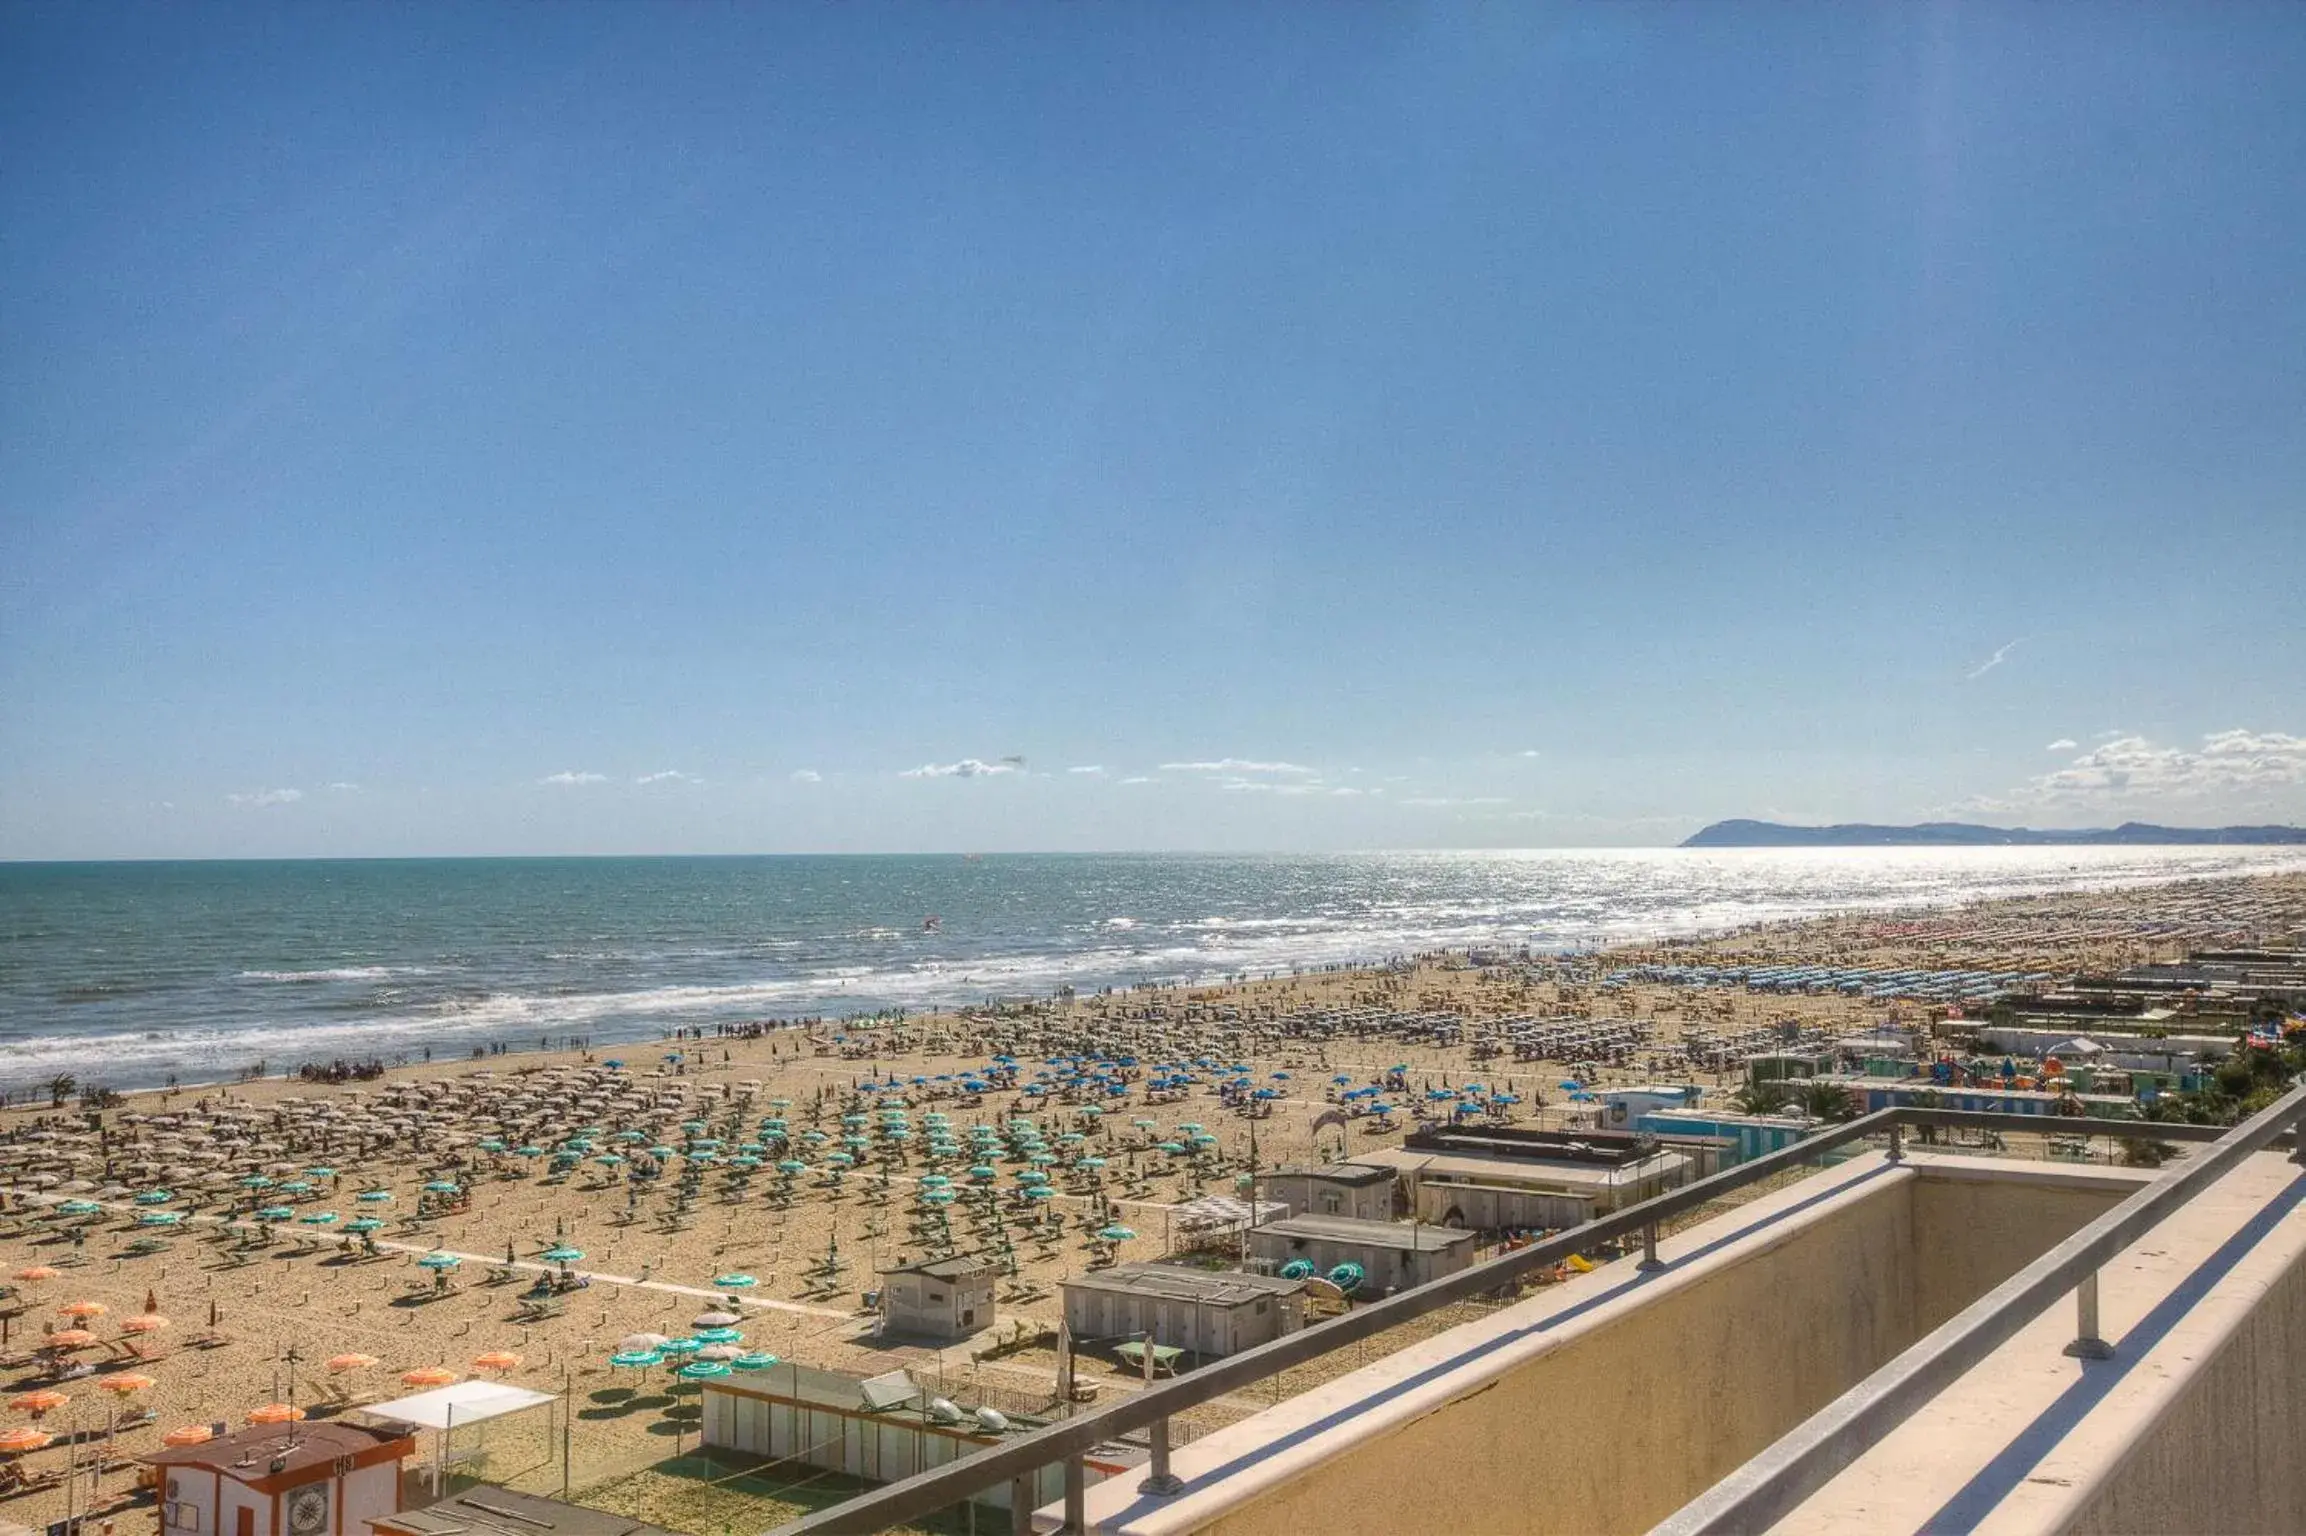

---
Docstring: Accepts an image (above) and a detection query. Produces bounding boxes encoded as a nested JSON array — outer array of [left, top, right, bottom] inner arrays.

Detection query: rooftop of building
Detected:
[[1063, 1262, 1307, 1305], [882, 1253, 998, 1280], [375, 1488, 682, 1536], [1263, 1162, 1393, 1185], [1249, 1214, 1477, 1252], [141, 1419, 409, 1476], [1400, 1124, 1660, 1168]]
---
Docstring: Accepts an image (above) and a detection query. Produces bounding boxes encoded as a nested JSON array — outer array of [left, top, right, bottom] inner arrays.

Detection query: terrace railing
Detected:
[[767, 1094, 2305, 1535]]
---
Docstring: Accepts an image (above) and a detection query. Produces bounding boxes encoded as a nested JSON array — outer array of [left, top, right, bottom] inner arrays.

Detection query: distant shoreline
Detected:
[[1684, 820, 2306, 848]]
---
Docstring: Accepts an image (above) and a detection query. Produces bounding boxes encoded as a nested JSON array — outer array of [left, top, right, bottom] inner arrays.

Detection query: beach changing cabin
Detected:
[[1061, 1263, 1306, 1359], [1245, 1214, 1479, 1293], [879, 1254, 997, 1342], [1258, 1163, 1397, 1222]]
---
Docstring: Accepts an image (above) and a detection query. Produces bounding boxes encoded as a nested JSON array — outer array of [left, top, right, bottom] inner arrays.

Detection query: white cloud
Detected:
[[900, 758, 1018, 779], [1966, 637, 2027, 680], [325, 781, 360, 792], [1159, 758, 1316, 776], [1972, 729, 2306, 817], [1066, 766, 1105, 775], [790, 769, 822, 784], [1519, 749, 1542, 759], [1118, 776, 1152, 785], [635, 770, 701, 785], [539, 771, 608, 786], [2044, 739, 2078, 752], [227, 787, 304, 808], [1402, 795, 1511, 808]]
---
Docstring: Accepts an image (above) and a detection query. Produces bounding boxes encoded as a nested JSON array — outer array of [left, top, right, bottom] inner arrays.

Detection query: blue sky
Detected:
[[3, 3, 2302, 858]]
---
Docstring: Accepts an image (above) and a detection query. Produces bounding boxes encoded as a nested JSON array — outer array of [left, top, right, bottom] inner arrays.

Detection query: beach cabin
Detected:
[[1061, 1264, 1306, 1359], [1246, 1214, 1478, 1294], [699, 1364, 1142, 1517], [878, 1254, 996, 1342], [1258, 1163, 1396, 1222], [146, 1421, 413, 1536]]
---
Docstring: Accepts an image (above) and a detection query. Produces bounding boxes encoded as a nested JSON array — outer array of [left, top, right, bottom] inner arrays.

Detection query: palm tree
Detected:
[[1796, 1080, 1859, 1123], [1730, 1080, 1793, 1116], [46, 1073, 75, 1109]]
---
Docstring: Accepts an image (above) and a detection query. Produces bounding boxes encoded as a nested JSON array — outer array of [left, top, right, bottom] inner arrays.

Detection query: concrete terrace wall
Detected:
[[1778, 1150, 2306, 1536], [1062, 1156, 2138, 1536]]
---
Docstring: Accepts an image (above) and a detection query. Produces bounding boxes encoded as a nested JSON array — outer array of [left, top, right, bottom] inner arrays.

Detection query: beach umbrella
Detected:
[[415, 1252, 461, 1271], [246, 1403, 304, 1425], [711, 1274, 757, 1290], [696, 1344, 742, 1362], [618, 1333, 671, 1354], [472, 1351, 521, 1373], [120, 1316, 168, 1335], [98, 1374, 157, 1397], [56, 1200, 101, 1217], [161, 1426, 214, 1448], [239, 1177, 274, 1190], [691, 1311, 740, 1329], [608, 1350, 661, 1370], [344, 1218, 383, 1234], [0, 1428, 53, 1454], [12, 1267, 59, 1283], [1097, 1225, 1137, 1243], [399, 1368, 458, 1388], [657, 1337, 701, 1356], [10, 1390, 70, 1417], [58, 1301, 107, 1320], [421, 1181, 462, 1195], [676, 1361, 730, 1381], [298, 1212, 339, 1226], [133, 1189, 173, 1205], [326, 1354, 380, 1373], [730, 1352, 778, 1372], [254, 1206, 295, 1222], [541, 1247, 583, 1264], [356, 1190, 393, 1203], [693, 1326, 742, 1345]]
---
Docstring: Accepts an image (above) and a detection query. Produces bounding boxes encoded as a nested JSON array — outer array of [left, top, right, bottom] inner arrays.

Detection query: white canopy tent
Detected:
[[362, 1382, 562, 1495]]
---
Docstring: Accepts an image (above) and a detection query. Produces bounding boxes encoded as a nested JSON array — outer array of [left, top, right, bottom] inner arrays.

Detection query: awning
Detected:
[[361, 1382, 557, 1430]]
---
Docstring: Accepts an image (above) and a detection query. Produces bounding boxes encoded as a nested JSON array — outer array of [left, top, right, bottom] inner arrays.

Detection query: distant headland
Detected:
[[1681, 819, 2306, 848]]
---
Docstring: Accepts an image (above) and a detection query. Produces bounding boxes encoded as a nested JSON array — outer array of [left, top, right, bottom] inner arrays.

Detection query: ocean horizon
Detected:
[[6, 847, 2303, 1093]]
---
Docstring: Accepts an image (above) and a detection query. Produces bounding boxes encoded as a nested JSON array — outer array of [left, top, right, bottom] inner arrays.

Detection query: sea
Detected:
[[3, 847, 2302, 1093]]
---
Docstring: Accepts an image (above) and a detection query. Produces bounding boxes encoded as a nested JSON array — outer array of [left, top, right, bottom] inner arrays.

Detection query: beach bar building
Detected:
[[1346, 1125, 1689, 1231], [146, 1421, 414, 1536], [1245, 1214, 1478, 1293], [878, 1254, 997, 1342], [1061, 1264, 1306, 1359]]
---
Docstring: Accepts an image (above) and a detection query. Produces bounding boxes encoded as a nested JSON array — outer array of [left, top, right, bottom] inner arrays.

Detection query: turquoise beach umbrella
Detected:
[[416, 1252, 460, 1270], [712, 1273, 757, 1289], [677, 1360, 730, 1381]]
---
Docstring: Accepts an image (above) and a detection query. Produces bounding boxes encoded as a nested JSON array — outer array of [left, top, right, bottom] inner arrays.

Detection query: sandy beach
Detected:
[[0, 869, 2299, 1532]]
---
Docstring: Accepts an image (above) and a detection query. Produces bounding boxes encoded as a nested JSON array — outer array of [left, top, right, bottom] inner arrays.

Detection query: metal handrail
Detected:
[[1653, 1077, 2306, 1534], [766, 1104, 2238, 1535]]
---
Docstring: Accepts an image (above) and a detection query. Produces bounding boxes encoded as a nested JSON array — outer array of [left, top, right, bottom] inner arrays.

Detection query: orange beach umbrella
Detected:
[[326, 1353, 380, 1374], [98, 1374, 157, 1396], [120, 1315, 169, 1335], [58, 1301, 108, 1320], [161, 1426, 214, 1448], [246, 1403, 303, 1425], [12, 1267, 59, 1283], [0, 1428, 52, 1454], [45, 1330, 98, 1351], [10, 1391, 69, 1417], [471, 1351, 520, 1373], [398, 1367, 457, 1389]]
